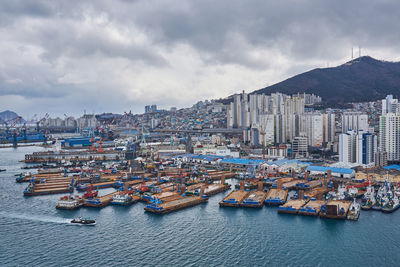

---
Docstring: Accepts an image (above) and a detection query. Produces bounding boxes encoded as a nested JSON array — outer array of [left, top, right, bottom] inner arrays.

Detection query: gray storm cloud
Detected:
[[0, 0, 399, 117]]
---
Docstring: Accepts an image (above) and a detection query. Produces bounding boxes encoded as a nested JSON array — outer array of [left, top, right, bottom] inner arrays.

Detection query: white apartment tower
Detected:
[[379, 113, 400, 161]]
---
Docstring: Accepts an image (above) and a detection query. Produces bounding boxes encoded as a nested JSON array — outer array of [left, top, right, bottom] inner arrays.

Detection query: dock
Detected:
[[219, 190, 250, 207], [144, 196, 207, 214], [298, 200, 326, 216], [278, 199, 308, 214], [264, 189, 288, 205], [319, 200, 352, 219], [84, 192, 115, 208]]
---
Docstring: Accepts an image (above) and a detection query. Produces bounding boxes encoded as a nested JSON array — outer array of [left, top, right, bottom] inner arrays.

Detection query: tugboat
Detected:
[[372, 176, 391, 211], [347, 198, 360, 220], [56, 195, 84, 210], [382, 195, 400, 213], [110, 192, 138, 206], [347, 187, 359, 199], [70, 217, 96, 225], [361, 182, 376, 210], [335, 184, 347, 200]]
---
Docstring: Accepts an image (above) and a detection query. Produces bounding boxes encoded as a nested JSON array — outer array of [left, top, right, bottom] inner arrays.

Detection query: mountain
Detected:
[[252, 56, 400, 106], [0, 110, 25, 124]]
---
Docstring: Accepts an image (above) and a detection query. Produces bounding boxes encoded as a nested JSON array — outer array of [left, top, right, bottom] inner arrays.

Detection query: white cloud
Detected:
[[0, 0, 399, 117]]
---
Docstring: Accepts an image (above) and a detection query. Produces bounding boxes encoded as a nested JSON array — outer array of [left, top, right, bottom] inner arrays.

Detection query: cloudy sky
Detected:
[[0, 0, 399, 118]]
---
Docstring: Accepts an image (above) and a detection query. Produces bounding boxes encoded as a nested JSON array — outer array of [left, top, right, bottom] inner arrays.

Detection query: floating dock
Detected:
[[144, 196, 208, 214], [264, 189, 288, 205], [319, 200, 352, 219], [241, 191, 268, 208], [219, 190, 250, 207], [298, 200, 326, 216], [278, 199, 308, 214]]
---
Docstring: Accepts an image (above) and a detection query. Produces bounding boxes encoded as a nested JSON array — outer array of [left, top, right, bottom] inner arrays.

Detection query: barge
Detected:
[[84, 192, 115, 208], [298, 199, 326, 216], [219, 190, 250, 207], [319, 200, 352, 219], [278, 199, 308, 214], [264, 189, 288, 205], [24, 179, 75, 196], [144, 195, 208, 214], [241, 191, 268, 208]]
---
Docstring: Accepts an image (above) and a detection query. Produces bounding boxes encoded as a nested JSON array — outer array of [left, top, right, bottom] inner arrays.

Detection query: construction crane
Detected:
[[0, 116, 22, 137], [36, 113, 49, 134]]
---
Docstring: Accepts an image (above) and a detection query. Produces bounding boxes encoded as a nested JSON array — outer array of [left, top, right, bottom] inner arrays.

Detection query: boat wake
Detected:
[[0, 211, 71, 224]]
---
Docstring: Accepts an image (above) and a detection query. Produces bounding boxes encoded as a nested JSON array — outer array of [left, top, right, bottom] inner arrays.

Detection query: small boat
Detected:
[[70, 217, 96, 225], [0, 169, 6, 172]]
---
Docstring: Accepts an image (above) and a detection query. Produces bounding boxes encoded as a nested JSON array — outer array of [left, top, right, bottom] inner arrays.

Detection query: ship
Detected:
[[56, 195, 84, 210], [372, 178, 391, 211], [382, 195, 400, 213], [361, 183, 376, 210], [335, 184, 347, 200], [110, 192, 139, 206], [347, 198, 360, 220]]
